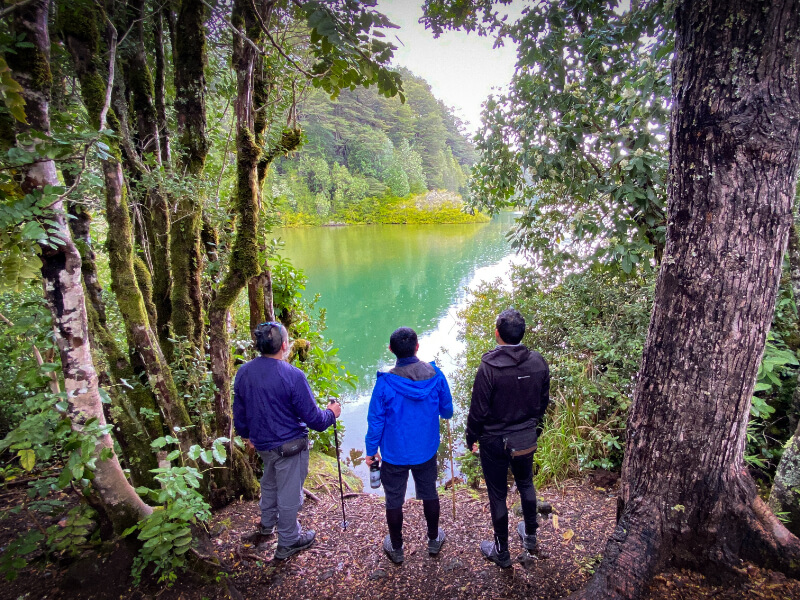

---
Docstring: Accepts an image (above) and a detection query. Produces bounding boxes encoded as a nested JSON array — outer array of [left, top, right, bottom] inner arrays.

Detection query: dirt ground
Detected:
[[2, 478, 800, 599]]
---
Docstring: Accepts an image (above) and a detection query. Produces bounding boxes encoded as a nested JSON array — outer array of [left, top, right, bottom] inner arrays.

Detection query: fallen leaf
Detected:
[[552, 514, 559, 530], [562, 529, 574, 542]]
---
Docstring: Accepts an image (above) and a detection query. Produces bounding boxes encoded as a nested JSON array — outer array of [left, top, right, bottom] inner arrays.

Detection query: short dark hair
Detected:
[[389, 327, 418, 359], [254, 321, 287, 355], [496, 308, 525, 344]]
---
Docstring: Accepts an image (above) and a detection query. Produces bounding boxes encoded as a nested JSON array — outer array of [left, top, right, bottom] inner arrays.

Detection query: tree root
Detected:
[[566, 504, 664, 600], [568, 472, 800, 600]]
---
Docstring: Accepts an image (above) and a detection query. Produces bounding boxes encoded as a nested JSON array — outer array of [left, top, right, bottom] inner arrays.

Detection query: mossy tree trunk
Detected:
[[570, 1, 800, 598], [154, 5, 172, 165], [68, 201, 162, 488], [8, 0, 151, 532], [57, 0, 195, 454], [171, 0, 208, 351], [205, 0, 267, 506], [119, 0, 174, 360]]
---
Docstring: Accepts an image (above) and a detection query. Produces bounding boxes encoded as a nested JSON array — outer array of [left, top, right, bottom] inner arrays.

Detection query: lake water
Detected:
[[276, 213, 520, 493]]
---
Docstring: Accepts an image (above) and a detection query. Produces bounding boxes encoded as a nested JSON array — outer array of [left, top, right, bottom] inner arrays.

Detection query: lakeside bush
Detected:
[[279, 191, 489, 227], [452, 266, 655, 487]]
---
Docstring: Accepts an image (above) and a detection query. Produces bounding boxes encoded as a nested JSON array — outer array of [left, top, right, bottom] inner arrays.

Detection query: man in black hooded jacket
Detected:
[[466, 308, 550, 567]]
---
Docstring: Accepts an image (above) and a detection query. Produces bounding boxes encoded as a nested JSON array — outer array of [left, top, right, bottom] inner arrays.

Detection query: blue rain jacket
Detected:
[[365, 362, 453, 465]]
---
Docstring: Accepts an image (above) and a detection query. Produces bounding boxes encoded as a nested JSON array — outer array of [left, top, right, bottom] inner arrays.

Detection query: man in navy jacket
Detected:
[[234, 321, 341, 560], [365, 327, 453, 564]]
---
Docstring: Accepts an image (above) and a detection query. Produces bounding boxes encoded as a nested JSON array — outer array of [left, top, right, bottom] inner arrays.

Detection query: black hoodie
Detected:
[[465, 345, 550, 450]]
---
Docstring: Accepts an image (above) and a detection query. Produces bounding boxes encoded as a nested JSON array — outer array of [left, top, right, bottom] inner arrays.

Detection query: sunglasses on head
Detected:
[[257, 321, 281, 329]]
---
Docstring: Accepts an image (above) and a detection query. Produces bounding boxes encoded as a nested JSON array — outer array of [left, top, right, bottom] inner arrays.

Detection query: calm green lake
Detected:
[[276, 213, 518, 489]]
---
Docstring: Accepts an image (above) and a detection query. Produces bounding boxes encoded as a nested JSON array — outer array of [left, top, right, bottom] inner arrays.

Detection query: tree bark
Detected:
[[171, 0, 208, 350], [571, 1, 800, 598], [7, 0, 151, 532]]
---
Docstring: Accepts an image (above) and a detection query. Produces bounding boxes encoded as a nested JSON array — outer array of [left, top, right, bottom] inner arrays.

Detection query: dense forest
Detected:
[[268, 68, 479, 224], [1, 0, 800, 599]]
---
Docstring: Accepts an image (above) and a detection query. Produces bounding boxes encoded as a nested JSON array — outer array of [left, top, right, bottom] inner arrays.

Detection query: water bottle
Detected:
[[369, 458, 381, 489]]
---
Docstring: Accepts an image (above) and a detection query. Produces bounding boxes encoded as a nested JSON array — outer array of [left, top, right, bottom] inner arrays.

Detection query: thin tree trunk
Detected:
[[154, 6, 172, 165], [171, 0, 208, 350], [8, 0, 150, 532], [571, 1, 800, 598], [120, 0, 174, 360]]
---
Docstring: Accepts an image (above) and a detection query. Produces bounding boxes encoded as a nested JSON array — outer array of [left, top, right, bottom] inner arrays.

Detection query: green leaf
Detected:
[[17, 449, 35, 471]]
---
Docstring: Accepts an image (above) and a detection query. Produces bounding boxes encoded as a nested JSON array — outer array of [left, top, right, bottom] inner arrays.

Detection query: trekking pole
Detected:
[[329, 398, 348, 530], [446, 419, 456, 521]]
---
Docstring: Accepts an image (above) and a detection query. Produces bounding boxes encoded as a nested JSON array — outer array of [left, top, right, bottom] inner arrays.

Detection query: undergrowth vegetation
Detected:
[[452, 261, 800, 490]]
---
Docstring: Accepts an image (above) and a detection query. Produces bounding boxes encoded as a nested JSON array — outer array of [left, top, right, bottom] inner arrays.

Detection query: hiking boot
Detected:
[[517, 522, 537, 551], [274, 529, 315, 560], [517, 522, 549, 558], [480, 540, 512, 568], [383, 534, 404, 564], [241, 524, 275, 544], [427, 528, 446, 556]]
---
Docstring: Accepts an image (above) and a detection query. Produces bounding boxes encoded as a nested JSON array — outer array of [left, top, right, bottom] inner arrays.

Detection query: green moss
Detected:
[[308, 450, 363, 494], [56, 0, 100, 52], [133, 255, 158, 331]]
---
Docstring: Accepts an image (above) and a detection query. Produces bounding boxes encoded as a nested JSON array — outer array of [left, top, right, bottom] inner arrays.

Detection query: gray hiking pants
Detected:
[[257, 446, 309, 546]]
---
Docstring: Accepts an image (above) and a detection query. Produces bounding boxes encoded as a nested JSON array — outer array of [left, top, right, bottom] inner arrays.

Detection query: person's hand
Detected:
[[245, 439, 255, 457], [471, 443, 479, 453], [365, 452, 380, 467], [328, 398, 342, 418]]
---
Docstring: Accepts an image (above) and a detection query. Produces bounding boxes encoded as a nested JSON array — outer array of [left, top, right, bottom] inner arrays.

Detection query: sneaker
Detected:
[[259, 524, 276, 536], [517, 522, 537, 551], [427, 528, 446, 555], [274, 529, 315, 560], [383, 534, 404, 564], [480, 540, 512, 568]]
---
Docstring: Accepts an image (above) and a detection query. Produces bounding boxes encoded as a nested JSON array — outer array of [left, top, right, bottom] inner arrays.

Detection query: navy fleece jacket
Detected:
[[233, 356, 335, 452]]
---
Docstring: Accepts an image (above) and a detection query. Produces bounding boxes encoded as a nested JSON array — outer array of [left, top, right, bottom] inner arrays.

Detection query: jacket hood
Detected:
[[377, 363, 444, 400], [481, 345, 531, 368]]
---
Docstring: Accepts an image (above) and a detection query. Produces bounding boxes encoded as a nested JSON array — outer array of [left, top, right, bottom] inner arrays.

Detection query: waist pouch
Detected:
[[276, 437, 308, 457], [502, 428, 538, 457]]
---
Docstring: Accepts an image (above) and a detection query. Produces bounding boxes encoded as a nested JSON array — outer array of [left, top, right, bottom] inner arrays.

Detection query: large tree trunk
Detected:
[[7, 0, 151, 532], [171, 0, 208, 351], [57, 0, 194, 451], [571, 1, 800, 598]]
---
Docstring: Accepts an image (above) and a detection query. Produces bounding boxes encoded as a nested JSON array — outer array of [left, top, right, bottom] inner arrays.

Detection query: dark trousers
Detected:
[[381, 455, 440, 549], [480, 434, 538, 550]]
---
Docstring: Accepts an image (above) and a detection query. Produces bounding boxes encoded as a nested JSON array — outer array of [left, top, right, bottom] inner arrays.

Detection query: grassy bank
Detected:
[[280, 191, 489, 227]]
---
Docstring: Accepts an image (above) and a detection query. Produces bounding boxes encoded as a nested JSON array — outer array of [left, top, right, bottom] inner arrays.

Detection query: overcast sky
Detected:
[[375, 0, 520, 135]]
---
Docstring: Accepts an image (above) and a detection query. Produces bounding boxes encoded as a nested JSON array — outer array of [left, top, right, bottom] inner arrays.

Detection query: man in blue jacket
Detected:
[[233, 321, 341, 560], [365, 327, 454, 564]]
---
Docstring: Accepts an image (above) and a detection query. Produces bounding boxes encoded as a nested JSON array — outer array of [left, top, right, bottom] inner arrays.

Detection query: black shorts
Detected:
[[381, 454, 439, 510]]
